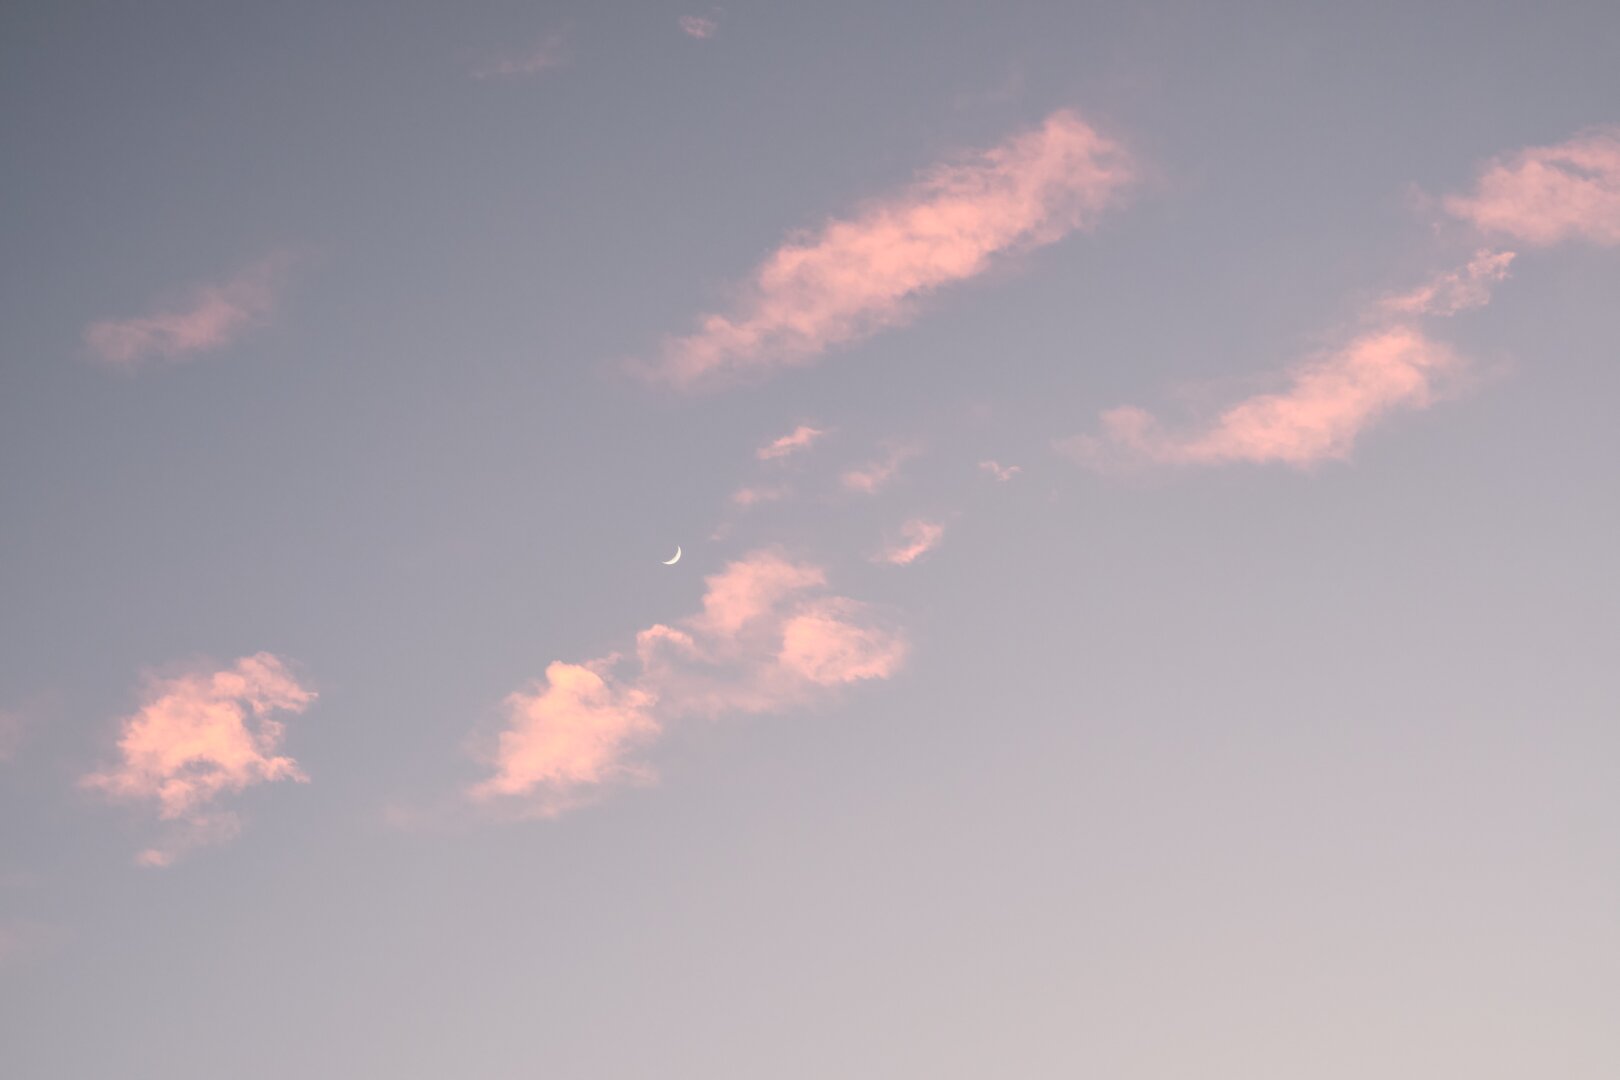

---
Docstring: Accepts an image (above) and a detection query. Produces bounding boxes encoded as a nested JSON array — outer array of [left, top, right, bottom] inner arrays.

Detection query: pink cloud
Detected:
[[84, 254, 291, 367], [468, 660, 658, 816], [842, 444, 917, 494], [679, 14, 719, 39], [1443, 128, 1620, 246], [757, 424, 827, 461], [472, 36, 566, 79], [978, 460, 1022, 481], [730, 484, 787, 507], [645, 109, 1135, 385], [1068, 327, 1466, 469], [875, 519, 945, 565], [1383, 249, 1516, 317], [472, 552, 905, 814], [82, 653, 316, 866]]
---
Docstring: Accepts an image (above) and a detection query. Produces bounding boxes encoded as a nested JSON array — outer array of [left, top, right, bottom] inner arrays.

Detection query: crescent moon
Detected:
[[662, 546, 682, 565]]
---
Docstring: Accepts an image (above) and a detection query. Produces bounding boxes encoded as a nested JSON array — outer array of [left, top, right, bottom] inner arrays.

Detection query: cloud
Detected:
[[978, 460, 1022, 481], [1383, 249, 1516, 317], [679, 13, 719, 39], [842, 444, 917, 494], [84, 254, 291, 367], [644, 109, 1135, 385], [757, 424, 827, 461], [472, 35, 566, 79], [875, 519, 945, 565], [1443, 128, 1620, 246], [0, 710, 21, 762], [471, 552, 905, 815], [82, 653, 316, 866], [1066, 327, 1466, 469], [730, 484, 787, 507]]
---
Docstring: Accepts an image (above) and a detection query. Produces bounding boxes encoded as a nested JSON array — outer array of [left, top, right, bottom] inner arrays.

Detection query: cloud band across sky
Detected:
[[645, 109, 1135, 386]]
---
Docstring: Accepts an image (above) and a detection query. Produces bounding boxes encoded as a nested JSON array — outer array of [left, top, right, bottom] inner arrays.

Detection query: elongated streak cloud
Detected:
[[876, 519, 945, 565], [84, 255, 291, 367], [82, 653, 316, 866], [471, 552, 906, 816], [1443, 128, 1620, 246], [1070, 328, 1465, 468], [757, 424, 826, 460], [648, 109, 1134, 385], [1384, 249, 1516, 317]]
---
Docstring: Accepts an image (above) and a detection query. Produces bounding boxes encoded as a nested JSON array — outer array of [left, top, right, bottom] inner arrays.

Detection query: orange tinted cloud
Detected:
[[1443, 129, 1620, 246], [84, 254, 291, 367], [82, 653, 316, 866], [1069, 327, 1465, 468], [757, 424, 827, 460], [1384, 249, 1516, 317], [473, 552, 905, 814], [647, 109, 1134, 385], [875, 519, 945, 565]]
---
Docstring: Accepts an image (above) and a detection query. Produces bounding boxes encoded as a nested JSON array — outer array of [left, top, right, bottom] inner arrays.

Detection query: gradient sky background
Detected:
[[3, 2, 1619, 1076]]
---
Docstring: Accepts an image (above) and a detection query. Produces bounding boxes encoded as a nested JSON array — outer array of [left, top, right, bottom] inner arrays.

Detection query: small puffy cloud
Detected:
[[1443, 128, 1620, 246], [679, 13, 719, 39], [757, 424, 827, 461], [1384, 250, 1516, 317], [468, 660, 658, 816], [875, 519, 945, 565], [472, 35, 566, 79], [472, 552, 905, 815], [82, 653, 316, 866], [645, 109, 1135, 385], [978, 460, 1022, 482], [1067, 327, 1465, 469], [84, 254, 291, 367]]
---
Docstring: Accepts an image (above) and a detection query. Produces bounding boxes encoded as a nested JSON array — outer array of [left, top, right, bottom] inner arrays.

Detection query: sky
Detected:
[[2, 2, 1619, 1076]]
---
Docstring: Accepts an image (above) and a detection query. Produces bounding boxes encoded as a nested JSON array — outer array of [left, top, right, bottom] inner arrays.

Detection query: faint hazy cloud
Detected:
[[757, 424, 827, 461], [471, 552, 905, 816], [1443, 128, 1620, 246], [679, 13, 719, 39], [82, 653, 316, 867], [0, 711, 21, 762], [875, 519, 944, 565], [644, 109, 1135, 385], [472, 35, 566, 79], [84, 254, 292, 367], [842, 444, 917, 494], [1065, 327, 1465, 469], [730, 484, 787, 507], [1383, 249, 1516, 316], [978, 460, 1022, 481]]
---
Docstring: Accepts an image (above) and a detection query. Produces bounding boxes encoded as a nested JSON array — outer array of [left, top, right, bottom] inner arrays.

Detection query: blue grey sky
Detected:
[[3, 2, 1619, 1076]]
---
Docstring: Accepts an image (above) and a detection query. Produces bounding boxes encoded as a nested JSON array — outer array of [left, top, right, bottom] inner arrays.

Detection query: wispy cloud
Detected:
[[1443, 128, 1620, 246], [84, 254, 291, 367], [472, 35, 566, 79], [644, 109, 1135, 385], [1066, 327, 1465, 469], [679, 13, 719, 40], [875, 519, 945, 565], [757, 424, 827, 461], [978, 460, 1022, 482], [471, 552, 905, 816], [82, 653, 316, 866], [730, 484, 787, 507], [1383, 249, 1516, 317], [842, 444, 917, 494]]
